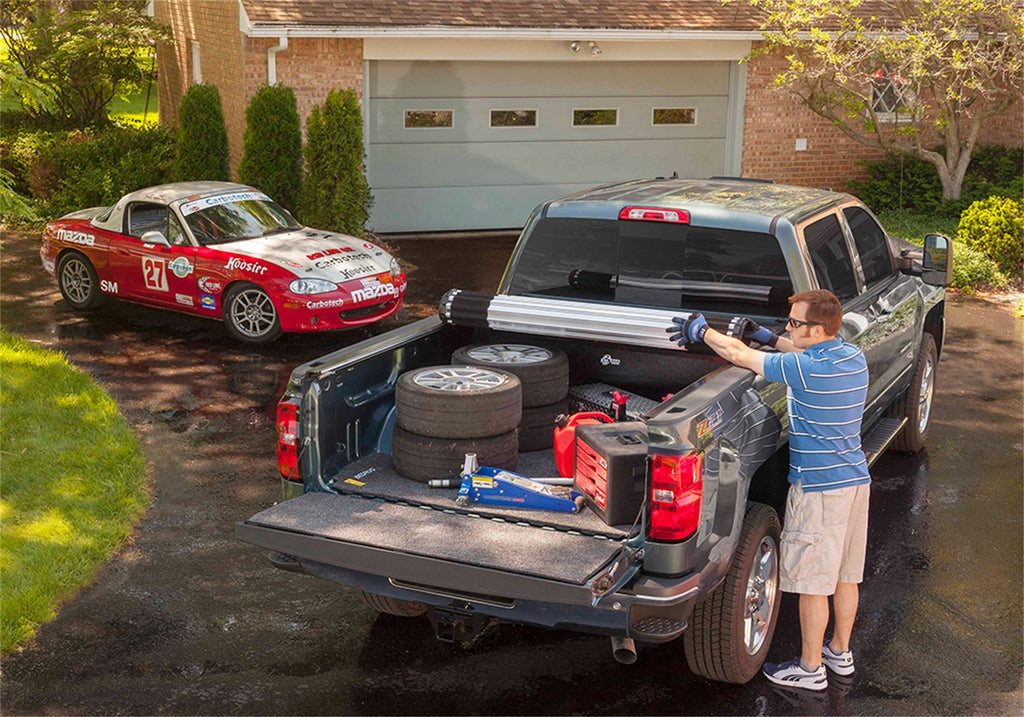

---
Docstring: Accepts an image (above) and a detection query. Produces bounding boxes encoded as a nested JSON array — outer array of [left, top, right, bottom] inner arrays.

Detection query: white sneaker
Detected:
[[821, 640, 855, 675], [762, 658, 828, 691]]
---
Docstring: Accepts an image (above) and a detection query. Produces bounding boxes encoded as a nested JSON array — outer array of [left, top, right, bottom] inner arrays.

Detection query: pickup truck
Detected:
[[237, 178, 951, 683]]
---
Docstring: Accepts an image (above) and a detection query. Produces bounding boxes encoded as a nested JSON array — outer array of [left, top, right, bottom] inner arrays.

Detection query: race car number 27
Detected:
[[143, 257, 168, 292]]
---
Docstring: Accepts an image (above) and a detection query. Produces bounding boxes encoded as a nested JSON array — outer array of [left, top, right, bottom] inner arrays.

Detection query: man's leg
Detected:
[[829, 581, 859, 652], [799, 593, 830, 669]]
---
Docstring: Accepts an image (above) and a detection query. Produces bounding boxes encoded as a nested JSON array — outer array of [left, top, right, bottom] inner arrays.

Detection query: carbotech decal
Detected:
[[179, 191, 269, 216], [305, 297, 346, 310], [225, 257, 268, 275], [169, 257, 194, 278], [56, 229, 96, 246]]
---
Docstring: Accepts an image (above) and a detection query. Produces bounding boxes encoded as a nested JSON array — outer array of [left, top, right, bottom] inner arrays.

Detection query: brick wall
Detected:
[[742, 44, 1023, 192]]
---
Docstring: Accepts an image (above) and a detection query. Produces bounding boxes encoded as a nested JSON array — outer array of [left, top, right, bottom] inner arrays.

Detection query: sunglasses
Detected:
[[786, 317, 821, 329]]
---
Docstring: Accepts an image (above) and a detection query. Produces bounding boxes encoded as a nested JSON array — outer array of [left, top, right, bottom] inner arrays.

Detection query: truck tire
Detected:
[[518, 398, 569, 452], [683, 502, 781, 684], [358, 589, 427, 617], [392, 425, 518, 481], [452, 344, 569, 407], [890, 333, 937, 453], [57, 251, 105, 310], [396, 365, 522, 439]]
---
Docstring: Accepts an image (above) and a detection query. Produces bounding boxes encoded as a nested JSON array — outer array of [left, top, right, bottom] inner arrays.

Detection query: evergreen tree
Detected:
[[173, 83, 229, 182], [238, 84, 302, 212]]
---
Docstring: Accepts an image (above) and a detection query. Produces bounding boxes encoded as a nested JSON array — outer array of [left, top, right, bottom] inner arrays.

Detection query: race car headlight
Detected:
[[389, 257, 401, 276], [289, 278, 339, 295]]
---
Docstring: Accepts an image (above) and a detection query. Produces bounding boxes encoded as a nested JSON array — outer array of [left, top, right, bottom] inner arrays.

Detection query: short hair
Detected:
[[789, 289, 842, 336]]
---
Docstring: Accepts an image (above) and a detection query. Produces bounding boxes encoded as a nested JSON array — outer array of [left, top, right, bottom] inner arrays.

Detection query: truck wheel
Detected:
[[358, 589, 428, 617], [396, 365, 522, 439], [57, 251, 105, 310], [392, 425, 518, 481], [890, 333, 937, 453], [683, 502, 781, 684], [452, 344, 569, 407], [223, 282, 283, 344], [518, 398, 569, 452]]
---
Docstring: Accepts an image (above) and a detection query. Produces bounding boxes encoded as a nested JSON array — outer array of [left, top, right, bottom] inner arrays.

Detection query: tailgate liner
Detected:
[[243, 491, 624, 585]]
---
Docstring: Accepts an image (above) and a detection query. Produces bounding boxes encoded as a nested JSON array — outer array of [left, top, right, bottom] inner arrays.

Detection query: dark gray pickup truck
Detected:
[[237, 178, 951, 683]]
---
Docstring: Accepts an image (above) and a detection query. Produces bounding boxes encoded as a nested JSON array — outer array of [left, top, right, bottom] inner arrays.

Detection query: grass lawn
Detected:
[[0, 330, 150, 654]]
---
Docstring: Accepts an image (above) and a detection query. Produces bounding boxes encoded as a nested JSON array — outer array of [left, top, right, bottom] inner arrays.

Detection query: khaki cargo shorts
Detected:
[[780, 480, 871, 595]]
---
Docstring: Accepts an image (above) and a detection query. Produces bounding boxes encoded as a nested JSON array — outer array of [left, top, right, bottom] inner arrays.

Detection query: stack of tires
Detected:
[[392, 364, 523, 481], [452, 344, 570, 452]]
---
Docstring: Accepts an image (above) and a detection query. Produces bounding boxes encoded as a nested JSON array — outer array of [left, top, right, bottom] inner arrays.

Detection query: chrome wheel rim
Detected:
[[413, 366, 509, 391], [917, 354, 935, 434], [744, 534, 778, 655], [229, 288, 277, 338], [61, 258, 92, 304], [466, 344, 552, 364]]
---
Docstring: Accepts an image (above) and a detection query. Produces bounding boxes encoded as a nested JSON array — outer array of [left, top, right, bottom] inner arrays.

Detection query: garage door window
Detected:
[[491, 110, 537, 128], [404, 110, 453, 128], [573, 109, 618, 127], [653, 108, 696, 125]]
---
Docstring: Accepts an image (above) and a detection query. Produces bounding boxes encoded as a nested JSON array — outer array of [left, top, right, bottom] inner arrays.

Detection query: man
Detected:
[[667, 289, 870, 691]]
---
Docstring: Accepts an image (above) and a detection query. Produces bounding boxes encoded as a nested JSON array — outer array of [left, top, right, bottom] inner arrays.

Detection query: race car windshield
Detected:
[[182, 198, 301, 246]]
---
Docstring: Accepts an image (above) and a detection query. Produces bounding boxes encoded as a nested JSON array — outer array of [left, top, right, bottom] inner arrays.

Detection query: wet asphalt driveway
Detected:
[[1, 229, 1021, 716]]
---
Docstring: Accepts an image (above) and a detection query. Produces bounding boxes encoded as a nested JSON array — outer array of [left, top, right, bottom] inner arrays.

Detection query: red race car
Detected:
[[41, 182, 407, 343]]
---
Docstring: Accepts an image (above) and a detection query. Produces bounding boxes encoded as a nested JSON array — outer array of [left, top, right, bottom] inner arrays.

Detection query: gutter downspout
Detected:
[[267, 36, 288, 85]]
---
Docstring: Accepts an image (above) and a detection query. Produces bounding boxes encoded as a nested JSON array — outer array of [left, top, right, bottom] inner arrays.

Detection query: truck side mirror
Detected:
[[922, 233, 952, 287], [141, 230, 171, 248]]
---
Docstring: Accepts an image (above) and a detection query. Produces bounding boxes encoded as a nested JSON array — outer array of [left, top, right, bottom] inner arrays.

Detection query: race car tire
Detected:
[[391, 425, 518, 482], [358, 589, 428, 617], [57, 251, 105, 311], [223, 282, 283, 344], [890, 333, 937, 453], [395, 365, 522, 439], [451, 344, 569, 407], [683, 502, 781, 684], [518, 397, 570, 452]]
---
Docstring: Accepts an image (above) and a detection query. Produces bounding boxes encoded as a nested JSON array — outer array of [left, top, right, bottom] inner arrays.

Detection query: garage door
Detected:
[[367, 60, 732, 233]]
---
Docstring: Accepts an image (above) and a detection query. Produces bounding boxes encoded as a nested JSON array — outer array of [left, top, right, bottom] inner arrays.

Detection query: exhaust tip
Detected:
[[610, 636, 637, 664]]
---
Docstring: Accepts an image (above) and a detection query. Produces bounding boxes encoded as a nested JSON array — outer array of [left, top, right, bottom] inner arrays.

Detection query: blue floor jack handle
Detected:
[[455, 454, 585, 513]]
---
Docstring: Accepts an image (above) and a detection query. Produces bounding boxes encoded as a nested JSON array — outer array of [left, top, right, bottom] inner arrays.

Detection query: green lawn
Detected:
[[0, 330, 150, 653]]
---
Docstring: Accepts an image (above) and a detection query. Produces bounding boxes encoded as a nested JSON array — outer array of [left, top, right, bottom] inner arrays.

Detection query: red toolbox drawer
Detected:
[[574, 421, 647, 525]]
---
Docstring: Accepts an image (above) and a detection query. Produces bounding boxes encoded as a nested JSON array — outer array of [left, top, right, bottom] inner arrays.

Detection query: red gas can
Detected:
[[553, 411, 613, 477]]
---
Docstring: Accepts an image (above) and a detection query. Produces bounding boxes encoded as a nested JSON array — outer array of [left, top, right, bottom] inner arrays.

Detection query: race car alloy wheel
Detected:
[[57, 251, 104, 310], [683, 502, 781, 684], [891, 333, 937, 452], [223, 282, 283, 344], [395, 365, 522, 439], [452, 344, 569, 407]]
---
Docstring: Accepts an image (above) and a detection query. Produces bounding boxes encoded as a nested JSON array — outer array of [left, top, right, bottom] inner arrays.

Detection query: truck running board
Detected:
[[862, 417, 907, 467], [439, 289, 750, 352]]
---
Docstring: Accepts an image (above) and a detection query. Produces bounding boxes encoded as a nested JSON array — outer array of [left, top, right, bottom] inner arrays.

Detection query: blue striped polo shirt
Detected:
[[762, 337, 870, 491]]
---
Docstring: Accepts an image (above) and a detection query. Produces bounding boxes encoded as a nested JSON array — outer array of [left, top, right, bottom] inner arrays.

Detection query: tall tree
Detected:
[[1, 0, 169, 127], [743, 0, 1023, 200], [238, 85, 303, 213]]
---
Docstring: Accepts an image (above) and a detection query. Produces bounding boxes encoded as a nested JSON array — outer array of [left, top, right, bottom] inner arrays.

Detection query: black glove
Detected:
[[741, 318, 778, 347], [666, 314, 709, 345]]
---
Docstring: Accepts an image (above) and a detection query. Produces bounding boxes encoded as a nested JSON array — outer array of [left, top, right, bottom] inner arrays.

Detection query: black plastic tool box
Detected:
[[573, 421, 648, 525]]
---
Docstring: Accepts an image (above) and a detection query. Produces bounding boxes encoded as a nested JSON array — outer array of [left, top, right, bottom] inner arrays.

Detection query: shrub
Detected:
[[850, 144, 1024, 218], [173, 83, 229, 182], [238, 85, 302, 212], [3, 124, 175, 220], [299, 88, 373, 237], [957, 196, 1024, 277], [950, 240, 1009, 292]]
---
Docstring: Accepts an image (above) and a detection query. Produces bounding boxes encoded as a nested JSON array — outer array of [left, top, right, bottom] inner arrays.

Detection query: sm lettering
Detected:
[[100, 280, 118, 294]]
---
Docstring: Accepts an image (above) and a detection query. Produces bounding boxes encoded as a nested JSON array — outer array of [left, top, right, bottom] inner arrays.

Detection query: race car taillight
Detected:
[[648, 451, 703, 541], [276, 396, 301, 481], [618, 206, 690, 224]]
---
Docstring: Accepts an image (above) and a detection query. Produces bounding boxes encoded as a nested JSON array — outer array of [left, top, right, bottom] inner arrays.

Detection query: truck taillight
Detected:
[[276, 397, 300, 481], [648, 451, 703, 541]]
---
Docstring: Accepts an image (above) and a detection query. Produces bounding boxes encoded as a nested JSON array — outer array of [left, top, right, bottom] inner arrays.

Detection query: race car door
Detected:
[[107, 202, 201, 311]]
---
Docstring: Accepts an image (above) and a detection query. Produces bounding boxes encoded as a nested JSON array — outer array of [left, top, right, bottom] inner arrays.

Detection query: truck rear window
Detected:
[[506, 217, 792, 311]]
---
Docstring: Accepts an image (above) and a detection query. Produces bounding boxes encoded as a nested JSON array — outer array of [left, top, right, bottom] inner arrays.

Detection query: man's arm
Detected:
[[702, 327, 768, 376]]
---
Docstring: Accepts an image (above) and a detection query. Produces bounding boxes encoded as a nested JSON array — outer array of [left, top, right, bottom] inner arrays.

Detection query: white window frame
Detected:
[[489, 108, 538, 129], [870, 70, 916, 125], [403, 110, 454, 129], [651, 107, 698, 126], [571, 107, 619, 128]]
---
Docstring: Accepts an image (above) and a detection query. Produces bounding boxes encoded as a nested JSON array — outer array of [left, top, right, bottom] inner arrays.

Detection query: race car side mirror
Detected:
[[922, 233, 952, 287], [141, 230, 171, 248]]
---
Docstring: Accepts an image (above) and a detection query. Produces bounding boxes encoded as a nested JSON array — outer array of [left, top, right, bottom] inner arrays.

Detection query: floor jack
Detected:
[[454, 454, 584, 513]]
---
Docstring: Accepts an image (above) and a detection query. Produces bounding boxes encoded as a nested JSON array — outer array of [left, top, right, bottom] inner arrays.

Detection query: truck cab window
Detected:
[[843, 206, 894, 285], [803, 214, 857, 301]]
